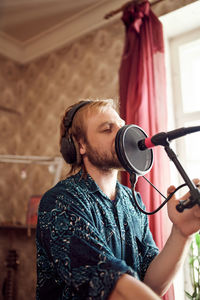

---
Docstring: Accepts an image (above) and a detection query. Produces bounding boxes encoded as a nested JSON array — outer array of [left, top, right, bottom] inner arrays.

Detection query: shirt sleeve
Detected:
[[37, 188, 137, 300]]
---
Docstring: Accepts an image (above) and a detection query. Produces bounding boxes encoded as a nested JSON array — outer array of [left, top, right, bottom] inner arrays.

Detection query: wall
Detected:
[[0, 19, 124, 299]]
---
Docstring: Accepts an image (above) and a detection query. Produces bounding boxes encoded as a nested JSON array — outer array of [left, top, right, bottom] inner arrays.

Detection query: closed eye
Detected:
[[98, 121, 123, 133], [103, 128, 112, 132], [101, 124, 114, 133]]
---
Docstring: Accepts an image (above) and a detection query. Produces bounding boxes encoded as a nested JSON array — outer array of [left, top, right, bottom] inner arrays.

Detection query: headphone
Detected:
[[60, 101, 91, 164]]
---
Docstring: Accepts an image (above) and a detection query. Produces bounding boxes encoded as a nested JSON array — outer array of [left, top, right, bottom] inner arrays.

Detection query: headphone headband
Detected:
[[64, 101, 91, 130]]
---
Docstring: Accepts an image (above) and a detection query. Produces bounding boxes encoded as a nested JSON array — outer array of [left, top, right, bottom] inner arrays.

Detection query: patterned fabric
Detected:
[[36, 170, 159, 300]]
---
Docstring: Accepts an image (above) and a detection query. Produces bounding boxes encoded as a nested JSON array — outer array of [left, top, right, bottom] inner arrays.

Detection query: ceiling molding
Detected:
[[0, 0, 125, 64], [0, 0, 199, 64], [0, 32, 23, 63]]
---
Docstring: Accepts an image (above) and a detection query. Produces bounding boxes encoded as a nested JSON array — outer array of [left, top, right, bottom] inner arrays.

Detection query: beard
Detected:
[[85, 141, 122, 171]]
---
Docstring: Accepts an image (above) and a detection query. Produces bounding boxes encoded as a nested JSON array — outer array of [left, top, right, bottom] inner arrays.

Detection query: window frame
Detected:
[[168, 26, 200, 299]]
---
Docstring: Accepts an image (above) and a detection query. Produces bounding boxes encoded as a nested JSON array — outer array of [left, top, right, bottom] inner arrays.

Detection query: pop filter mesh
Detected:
[[115, 124, 154, 175]]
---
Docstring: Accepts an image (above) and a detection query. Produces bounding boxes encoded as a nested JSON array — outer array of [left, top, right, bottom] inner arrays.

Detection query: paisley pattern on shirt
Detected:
[[36, 170, 159, 300]]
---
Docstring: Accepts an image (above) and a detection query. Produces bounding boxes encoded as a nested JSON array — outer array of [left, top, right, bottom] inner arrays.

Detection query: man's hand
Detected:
[[143, 179, 200, 296], [167, 178, 200, 238]]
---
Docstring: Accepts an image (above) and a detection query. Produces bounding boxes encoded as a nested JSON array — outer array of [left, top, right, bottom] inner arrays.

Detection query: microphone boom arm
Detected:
[[164, 143, 200, 212]]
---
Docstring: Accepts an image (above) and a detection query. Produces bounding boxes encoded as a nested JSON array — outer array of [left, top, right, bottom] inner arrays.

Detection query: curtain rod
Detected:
[[104, 0, 164, 19], [0, 154, 63, 185], [0, 154, 62, 165]]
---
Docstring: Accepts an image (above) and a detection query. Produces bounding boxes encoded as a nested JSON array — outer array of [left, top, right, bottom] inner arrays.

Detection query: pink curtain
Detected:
[[119, 1, 174, 299]]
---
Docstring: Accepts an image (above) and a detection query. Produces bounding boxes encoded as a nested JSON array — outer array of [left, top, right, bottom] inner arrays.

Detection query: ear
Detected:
[[79, 138, 86, 155]]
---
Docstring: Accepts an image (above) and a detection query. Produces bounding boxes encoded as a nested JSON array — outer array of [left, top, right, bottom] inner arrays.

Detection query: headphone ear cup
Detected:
[[60, 135, 77, 164]]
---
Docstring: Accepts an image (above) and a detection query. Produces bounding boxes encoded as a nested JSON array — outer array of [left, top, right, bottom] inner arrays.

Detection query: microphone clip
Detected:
[[176, 194, 200, 212]]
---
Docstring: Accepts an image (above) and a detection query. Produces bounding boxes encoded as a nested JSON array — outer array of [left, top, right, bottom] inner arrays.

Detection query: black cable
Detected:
[[142, 175, 167, 200], [130, 172, 188, 215]]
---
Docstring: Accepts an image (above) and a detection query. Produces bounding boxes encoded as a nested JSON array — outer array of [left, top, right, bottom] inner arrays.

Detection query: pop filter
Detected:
[[115, 124, 154, 175]]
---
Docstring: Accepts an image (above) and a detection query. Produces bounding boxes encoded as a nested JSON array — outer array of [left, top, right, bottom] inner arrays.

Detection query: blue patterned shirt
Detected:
[[36, 170, 159, 300]]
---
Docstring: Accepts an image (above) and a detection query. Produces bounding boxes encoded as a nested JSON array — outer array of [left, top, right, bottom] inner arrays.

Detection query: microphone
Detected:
[[138, 126, 200, 150], [115, 124, 200, 214]]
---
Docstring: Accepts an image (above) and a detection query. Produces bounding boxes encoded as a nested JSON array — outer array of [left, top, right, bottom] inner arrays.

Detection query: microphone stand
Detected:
[[164, 143, 200, 212]]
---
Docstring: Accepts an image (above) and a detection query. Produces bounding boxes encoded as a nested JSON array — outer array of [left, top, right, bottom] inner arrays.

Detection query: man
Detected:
[[36, 99, 200, 300]]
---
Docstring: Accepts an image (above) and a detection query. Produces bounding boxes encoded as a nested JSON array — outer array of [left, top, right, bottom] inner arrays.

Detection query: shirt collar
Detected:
[[74, 169, 100, 194], [74, 170, 127, 202]]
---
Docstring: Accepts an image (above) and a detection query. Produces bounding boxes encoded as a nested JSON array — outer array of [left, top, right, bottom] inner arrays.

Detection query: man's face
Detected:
[[80, 106, 125, 171]]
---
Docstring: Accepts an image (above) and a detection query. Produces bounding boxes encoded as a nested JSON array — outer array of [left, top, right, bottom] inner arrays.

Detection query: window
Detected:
[[169, 26, 200, 300], [170, 29, 200, 181]]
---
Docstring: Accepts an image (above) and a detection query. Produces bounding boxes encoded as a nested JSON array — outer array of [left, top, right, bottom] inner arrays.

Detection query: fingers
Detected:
[[167, 178, 200, 237], [167, 185, 176, 196], [193, 178, 200, 184], [194, 207, 200, 218], [167, 178, 200, 199]]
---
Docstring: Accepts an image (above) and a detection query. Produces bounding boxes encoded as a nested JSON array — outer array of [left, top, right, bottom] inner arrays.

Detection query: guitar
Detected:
[[2, 250, 19, 300]]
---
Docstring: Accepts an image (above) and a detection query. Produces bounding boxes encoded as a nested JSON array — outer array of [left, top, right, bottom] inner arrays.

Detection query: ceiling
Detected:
[[0, 0, 130, 63], [2, 0, 149, 43], [0, 0, 106, 42], [0, 0, 200, 63]]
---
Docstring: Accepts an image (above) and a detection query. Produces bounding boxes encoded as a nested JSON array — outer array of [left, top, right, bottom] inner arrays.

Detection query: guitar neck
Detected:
[[4, 269, 15, 300], [3, 250, 19, 300]]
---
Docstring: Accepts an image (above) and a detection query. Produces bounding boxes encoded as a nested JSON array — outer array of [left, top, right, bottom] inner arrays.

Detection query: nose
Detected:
[[115, 120, 125, 134], [114, 123, 126, 149], [114, 124, 122, 138]]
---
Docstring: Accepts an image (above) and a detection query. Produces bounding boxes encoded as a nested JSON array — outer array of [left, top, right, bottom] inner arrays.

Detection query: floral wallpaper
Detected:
[[0, 19, 124, 299]]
